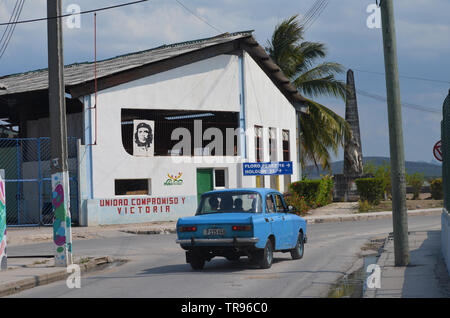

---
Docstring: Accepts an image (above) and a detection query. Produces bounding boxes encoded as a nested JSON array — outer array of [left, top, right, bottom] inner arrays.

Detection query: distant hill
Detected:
[[304, 156, 442, 179]]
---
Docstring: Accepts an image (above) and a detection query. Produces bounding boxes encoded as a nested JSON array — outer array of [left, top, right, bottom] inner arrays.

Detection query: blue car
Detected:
[[176, 188, 307, 270]]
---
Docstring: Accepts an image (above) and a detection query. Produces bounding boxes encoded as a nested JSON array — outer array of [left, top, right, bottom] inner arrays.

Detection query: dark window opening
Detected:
[[255, 125, 263, 162], [269, 127, 277, 161], [214, 169, 226, 188], [121, 109, 239, 157], [282, 129, 290, 162], [115, 179, 150, 196]]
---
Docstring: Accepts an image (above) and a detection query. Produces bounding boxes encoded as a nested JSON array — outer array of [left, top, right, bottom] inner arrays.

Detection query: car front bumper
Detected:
[[176, 237, 259, 246]]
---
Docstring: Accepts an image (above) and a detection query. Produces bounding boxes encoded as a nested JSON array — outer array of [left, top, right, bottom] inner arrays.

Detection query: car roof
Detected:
[[202, 188, 282, 196]]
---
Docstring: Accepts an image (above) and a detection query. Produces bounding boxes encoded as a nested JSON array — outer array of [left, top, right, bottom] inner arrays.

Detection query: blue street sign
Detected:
[[243, 162, 293, 176]]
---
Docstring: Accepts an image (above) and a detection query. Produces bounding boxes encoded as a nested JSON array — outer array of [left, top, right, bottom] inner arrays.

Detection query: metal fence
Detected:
[[443, 91, 450, 211], [0, 137, 79, 226]]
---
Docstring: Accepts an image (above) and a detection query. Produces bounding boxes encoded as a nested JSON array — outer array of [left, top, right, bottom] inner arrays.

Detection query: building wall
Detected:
[[241, 52, 298, 191], [26, 113, 83, 139], [88, 54, 240, 199], [82, 52, 299, 225]]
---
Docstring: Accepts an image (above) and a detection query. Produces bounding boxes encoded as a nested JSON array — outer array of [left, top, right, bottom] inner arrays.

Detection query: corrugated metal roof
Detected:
[[0, 31, 253, 96]]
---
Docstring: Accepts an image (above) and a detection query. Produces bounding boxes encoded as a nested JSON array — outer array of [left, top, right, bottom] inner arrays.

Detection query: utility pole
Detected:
[[47, 0, 73, 267], [380, 0, 410, 266]]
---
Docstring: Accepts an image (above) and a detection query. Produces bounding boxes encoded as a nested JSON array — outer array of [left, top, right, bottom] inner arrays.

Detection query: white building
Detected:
[[0, 32, 307, 226]]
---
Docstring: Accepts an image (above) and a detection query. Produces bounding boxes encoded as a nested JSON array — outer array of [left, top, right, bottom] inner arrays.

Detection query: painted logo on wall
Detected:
[[164, 172, 184, 186], [0, 173, 7, 270]]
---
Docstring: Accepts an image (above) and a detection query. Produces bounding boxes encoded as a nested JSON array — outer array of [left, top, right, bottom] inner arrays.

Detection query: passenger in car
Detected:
[[234, 198, 243, 211]]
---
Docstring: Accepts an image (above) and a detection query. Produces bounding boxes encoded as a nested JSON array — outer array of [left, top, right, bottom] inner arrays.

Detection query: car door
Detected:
[[274, 193, 292, 249], [265, 193, 281, 250], [265, 193, 286, 250]]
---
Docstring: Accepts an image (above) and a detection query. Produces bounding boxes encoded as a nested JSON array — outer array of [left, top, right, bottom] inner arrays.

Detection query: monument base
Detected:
[[333, 174, 368, 202]]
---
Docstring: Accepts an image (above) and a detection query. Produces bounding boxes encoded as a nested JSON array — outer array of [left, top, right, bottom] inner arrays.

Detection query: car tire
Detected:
[[290, 232, 304, 260], [258, 240, 274, 269], [190, 254, 205, 270]]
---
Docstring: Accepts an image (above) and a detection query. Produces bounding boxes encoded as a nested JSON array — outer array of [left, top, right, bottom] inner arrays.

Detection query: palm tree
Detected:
[[266, 14, 351, 171]]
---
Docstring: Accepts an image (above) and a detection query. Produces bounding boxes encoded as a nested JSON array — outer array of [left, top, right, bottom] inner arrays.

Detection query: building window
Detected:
[[254, 125, 263, 162], [282, 130, 290, 162], [115, 179, 151, 196], [214, 169, 227, 189], [121, 109, 239, 157], [269, 127, 277, 161]]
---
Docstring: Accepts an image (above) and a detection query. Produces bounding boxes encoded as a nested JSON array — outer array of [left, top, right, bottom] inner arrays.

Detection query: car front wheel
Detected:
[[290, 232, 304, 260]]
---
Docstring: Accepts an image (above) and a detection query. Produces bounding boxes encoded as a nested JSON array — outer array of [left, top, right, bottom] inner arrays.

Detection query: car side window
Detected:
[[274, 194, 288, 212], [266, 194, 276, 213]]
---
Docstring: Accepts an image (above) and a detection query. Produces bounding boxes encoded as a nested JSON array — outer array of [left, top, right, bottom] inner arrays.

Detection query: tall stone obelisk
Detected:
[[344, 69, 363, 176]]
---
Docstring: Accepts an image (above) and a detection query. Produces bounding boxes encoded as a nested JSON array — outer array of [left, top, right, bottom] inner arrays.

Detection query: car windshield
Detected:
[[197, 191, 263, 214]]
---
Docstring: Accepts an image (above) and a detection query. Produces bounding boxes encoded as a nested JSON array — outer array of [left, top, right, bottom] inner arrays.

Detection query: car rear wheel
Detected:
[[189, 254, 205, 270], [258, 240, 273, 269], [290, 232, 304, 260]]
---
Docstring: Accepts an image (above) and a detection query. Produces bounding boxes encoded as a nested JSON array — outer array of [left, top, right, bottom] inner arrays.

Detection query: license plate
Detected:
[[204, 228, 226, 236]]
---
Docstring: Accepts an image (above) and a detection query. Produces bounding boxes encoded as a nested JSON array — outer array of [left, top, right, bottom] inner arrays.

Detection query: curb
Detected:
[[304, 208, 442, 224], [363, 235, 392, 298], [120, 228, 177, 235], [0, 256, 113, 297]]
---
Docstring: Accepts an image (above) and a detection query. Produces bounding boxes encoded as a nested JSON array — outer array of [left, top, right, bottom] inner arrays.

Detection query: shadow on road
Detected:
[[138, 256, 300, 275]]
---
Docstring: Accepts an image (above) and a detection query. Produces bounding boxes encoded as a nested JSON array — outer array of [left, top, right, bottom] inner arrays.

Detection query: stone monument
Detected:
[[333, 70, 365, 201]]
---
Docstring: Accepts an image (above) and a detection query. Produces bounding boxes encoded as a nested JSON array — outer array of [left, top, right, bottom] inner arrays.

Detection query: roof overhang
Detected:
[[0, 31, 307, 113]]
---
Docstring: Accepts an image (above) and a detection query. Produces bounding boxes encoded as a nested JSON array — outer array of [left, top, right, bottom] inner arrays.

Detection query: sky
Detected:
[[0, 0, 449, 164]]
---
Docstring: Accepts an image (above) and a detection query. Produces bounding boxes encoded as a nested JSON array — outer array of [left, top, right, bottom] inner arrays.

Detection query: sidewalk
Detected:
[[0, 255, 114, 297], [364, 231, 450, 298]]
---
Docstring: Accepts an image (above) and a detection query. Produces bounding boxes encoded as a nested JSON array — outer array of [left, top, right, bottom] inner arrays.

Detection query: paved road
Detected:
[[9, 215, 441, 298]]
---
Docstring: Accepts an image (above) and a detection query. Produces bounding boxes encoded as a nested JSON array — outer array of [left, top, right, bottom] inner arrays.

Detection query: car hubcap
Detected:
[[267, 244, 272, 264], [298, 237, 303, 255]]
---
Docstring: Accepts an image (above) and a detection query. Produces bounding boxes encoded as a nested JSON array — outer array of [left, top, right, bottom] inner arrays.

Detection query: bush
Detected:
[[406, 172, 424, 200], [364, 160, 391, 198], [283, 191, 309, 215], [355, 178, 384, 205], [316, 175, 334, 207], [290, 180, 321, 206], [290, 176, 334, 208], [430, 178, 443, 200]]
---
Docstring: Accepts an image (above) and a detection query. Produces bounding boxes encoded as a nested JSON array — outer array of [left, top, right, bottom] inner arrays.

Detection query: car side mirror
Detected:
[[288, 205, 295, 212]]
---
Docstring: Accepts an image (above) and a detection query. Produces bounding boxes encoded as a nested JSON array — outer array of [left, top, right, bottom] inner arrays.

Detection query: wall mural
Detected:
[[0, 172, 7, 270], [52, 172, 73, 266], [133, 120, 155, 157]]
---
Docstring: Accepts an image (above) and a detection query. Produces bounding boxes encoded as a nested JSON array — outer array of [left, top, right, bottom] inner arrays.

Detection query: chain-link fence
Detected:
[[0, 137, 79, 226]]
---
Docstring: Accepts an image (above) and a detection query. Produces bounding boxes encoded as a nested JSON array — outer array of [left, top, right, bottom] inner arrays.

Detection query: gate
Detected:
[[0, 137, 79, 226]]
